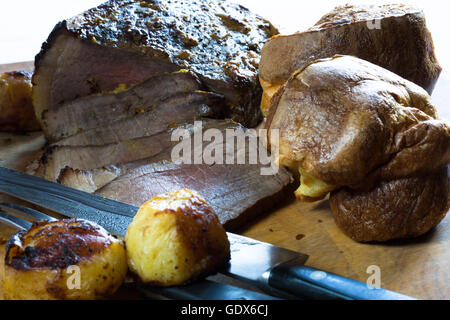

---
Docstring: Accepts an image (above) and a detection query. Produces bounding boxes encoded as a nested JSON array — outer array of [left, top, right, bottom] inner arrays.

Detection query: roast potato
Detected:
[[0, 71, 41, 132], [4, 219, 127, 300], [125, 189, 230, 286]]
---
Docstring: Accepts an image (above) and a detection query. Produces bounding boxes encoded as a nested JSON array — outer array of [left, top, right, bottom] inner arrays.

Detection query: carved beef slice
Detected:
[[56, 120, 293, 229], [36, 84, 228, 181], [42, 70, 208, 142]]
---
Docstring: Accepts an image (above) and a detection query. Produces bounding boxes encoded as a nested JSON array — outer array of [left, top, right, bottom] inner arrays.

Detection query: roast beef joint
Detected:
[[29, 0, 292, 229]]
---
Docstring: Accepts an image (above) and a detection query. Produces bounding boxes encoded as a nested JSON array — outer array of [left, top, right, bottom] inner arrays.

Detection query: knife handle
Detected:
[[267, 264, 415, 300]]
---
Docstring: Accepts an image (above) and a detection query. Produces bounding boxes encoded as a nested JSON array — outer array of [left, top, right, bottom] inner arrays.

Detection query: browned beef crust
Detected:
[[33, 0, 279, 130]]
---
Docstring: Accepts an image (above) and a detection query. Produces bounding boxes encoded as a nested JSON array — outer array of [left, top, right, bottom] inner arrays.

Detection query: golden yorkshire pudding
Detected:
[[4, 219, 127, 300], [125, 189, 230, 286], [0, 71, 41, 132], [259, 4, 441, 115], [330, 167, 449, 242], [266, 55, 449, 200], [265, 55, 449, 241]]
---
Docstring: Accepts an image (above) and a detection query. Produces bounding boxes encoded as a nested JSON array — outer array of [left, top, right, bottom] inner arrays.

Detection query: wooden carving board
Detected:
[[0, 61, 449, 300]]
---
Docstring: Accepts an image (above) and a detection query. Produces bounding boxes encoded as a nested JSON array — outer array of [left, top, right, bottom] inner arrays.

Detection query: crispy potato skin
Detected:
[[4, 219, 127, 300], [125, 189, 230, 286], [0, 71, 41, 132], [330, 167, 449, 242]]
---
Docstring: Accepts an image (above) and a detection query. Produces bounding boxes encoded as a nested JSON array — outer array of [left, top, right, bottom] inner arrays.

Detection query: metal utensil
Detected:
[[0, 204, 278, 300], [0, 166, 415, 300]]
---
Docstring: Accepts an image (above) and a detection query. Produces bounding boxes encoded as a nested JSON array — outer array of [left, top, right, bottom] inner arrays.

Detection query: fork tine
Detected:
[[0, 202, 57, 223], [0, 208, 33, 230]]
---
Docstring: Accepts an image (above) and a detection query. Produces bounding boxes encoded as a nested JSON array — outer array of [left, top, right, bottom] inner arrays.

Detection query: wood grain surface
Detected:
[[0, 62, 448, 300]]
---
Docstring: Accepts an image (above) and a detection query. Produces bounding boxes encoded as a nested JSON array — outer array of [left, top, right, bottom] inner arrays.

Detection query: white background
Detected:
[[0, 0, 449, 69]]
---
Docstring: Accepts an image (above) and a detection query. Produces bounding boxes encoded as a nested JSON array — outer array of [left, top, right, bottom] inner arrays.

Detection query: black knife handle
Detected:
[[267, 264, 416, 300]]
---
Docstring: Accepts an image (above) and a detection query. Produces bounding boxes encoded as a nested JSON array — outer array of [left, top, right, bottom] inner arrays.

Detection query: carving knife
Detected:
[[0, 166, 414, 300]]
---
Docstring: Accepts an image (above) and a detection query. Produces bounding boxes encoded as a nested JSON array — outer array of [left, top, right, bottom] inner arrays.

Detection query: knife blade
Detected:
[[0, 167, 280, 301], [0, 166, 415, 300]]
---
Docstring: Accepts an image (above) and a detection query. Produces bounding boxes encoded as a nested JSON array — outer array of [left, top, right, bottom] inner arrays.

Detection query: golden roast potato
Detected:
[[0, 71, 41, 132], [4, 219, 127, 300], [125, 189, 230, 286]]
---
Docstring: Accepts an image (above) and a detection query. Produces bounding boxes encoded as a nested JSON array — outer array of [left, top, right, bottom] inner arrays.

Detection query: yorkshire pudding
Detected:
[[330, 167, 449, 242], [266, 55, 449, 241], [259, 4, 441, 115]]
